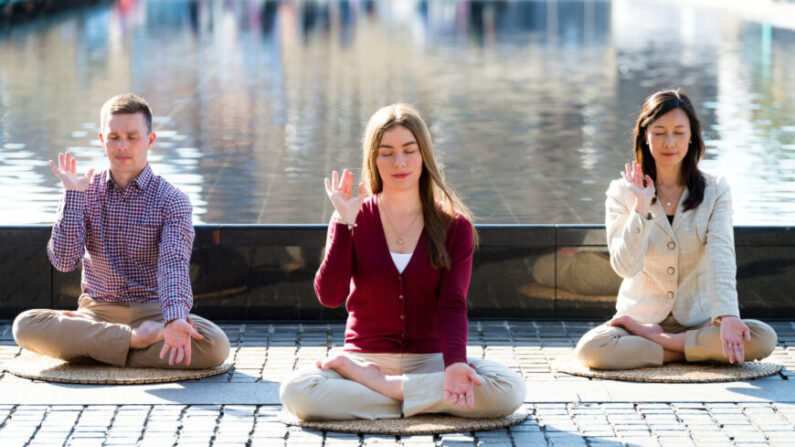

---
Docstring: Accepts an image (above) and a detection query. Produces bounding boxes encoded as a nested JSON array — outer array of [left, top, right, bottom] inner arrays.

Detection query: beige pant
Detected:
[[279, 352, 526, 421], [12, 295, 230, 369], [575, 315, 777, 370]]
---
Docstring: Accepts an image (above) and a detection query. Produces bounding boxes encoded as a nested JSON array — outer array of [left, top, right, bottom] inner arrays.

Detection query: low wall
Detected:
[[1, 225, 793, 320]]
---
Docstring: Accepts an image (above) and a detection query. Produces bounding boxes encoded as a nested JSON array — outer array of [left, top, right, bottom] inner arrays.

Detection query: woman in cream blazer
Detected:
[[575, 90, 777, 370]]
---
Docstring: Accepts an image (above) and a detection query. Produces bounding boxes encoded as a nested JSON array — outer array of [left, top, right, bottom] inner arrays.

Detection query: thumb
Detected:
[[469, 370, 483, 387], [745, 328, 752, 342], [189, 326, 204, 340], [644, 175, 654, 188], [86, 168, 95, 181], [357, 183, 366, 201]]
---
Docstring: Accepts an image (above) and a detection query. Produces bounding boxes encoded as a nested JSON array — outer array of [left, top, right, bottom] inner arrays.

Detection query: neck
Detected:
[[380, 188, 422, 214], [109, 167, 143, 190], [654, 165, 684, 187]]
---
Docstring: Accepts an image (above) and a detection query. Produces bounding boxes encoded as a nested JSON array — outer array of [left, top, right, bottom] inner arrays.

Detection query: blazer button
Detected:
[[668, 241, 676, 250], [666, 291, 674, 298], [635, 227, 641, 234], [667, 266, 675, 275]]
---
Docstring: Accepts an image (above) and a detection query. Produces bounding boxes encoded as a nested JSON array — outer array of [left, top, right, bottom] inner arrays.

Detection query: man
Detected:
[[13, 93, 229, 369]]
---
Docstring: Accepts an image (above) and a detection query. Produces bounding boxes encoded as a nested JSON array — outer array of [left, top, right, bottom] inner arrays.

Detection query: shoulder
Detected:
[[699, 170, 731, 207], [151, 175, 192, 216], [445, 212, 474, 247]]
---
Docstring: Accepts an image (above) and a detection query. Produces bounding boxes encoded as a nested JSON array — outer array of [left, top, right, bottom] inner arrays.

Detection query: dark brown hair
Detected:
[[633, 89, 705, 211], [100, 93, 153, 134], [362, 104, 477, 270]]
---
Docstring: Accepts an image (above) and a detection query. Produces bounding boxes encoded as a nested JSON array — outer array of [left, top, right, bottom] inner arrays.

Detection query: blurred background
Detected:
[[1, 0, 793, 225]]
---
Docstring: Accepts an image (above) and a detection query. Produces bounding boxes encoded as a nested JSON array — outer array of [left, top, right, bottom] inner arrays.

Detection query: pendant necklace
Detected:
[[380, 195, 422, 245]]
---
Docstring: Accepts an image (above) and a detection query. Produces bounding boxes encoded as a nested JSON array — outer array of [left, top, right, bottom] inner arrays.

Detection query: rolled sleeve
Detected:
[[157, 194, 194, 323]]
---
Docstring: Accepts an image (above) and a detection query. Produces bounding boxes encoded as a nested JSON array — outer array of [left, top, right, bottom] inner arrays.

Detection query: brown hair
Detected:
[[633, 89, 706, 211], [100, 93, 153, 134], [362, 104, 477, 270]]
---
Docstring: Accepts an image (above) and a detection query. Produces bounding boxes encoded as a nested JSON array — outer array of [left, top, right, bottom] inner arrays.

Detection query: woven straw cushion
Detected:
[[553, 356, 781, 383], [280, 408, 528, 435], [3, 353, 232, 384]]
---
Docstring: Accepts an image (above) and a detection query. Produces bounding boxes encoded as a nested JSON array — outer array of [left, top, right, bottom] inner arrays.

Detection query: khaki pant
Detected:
[[12, 295, 230, 369], [279, 352, 526, 421], [575, 315, 777, 370]]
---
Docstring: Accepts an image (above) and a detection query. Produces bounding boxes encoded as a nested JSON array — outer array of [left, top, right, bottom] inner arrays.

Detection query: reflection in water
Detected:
[[0, 0, 793, 225]]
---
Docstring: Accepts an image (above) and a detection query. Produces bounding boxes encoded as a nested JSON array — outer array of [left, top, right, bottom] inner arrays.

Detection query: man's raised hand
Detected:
[[49, 152, 95, 191]]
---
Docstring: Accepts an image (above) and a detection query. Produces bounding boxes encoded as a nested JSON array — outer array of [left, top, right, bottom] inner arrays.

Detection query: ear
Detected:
[[147, 132, 157, 151], [98, 132, 105, 146]]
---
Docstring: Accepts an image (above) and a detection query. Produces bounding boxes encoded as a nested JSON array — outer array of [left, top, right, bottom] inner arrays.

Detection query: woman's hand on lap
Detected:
[[324, 169, 365, 225], [621, 161, 655, 215], [719, 316, 751, 363], [443, 362, 483, 409]]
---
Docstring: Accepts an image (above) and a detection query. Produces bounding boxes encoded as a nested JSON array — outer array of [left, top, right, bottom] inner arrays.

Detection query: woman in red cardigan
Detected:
[[280, 104, 525, 421]]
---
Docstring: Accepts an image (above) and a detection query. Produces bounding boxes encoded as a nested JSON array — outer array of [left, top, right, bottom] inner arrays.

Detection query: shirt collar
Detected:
[[105, 164, 154, 192]]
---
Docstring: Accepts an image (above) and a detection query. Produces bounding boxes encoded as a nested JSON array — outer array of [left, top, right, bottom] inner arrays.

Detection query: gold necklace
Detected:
[[379, 196, 422, 245]]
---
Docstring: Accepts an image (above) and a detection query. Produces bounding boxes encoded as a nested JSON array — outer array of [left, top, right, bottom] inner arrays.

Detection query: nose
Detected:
[[664, 133, 675, 148], [394, 152, 407, 167]]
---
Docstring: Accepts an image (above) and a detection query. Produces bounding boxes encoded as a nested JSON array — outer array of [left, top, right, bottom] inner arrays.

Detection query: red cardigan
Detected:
[[314, 196, 473, 367]]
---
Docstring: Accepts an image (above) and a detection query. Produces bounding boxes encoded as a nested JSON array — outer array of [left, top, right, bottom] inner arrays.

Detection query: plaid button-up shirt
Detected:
[[47, 164, 194, 322]]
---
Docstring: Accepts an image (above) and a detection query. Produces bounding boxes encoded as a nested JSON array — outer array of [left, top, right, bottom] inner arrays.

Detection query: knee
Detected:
[[476, 364, 526, 417], [744, 320, 777, 360], [12, 309, 48, 348], [200, 325, 231, 367], [575, 335, 610, 369], [279, 369, 325, 420]]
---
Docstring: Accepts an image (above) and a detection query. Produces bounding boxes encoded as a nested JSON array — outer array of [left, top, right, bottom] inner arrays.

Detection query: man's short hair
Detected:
[[100, 93, 153, 133]]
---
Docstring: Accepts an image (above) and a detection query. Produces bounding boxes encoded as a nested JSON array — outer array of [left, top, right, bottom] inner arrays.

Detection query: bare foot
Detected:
[[61, 310, 89, 319], [130, 321, 165, 349], [607, 315, 662, 339], [317, 355, 403, 400]]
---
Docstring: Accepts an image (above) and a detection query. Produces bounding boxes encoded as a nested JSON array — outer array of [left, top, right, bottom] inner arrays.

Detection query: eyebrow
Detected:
[[379, 141, 418, 148], [652, 124, 687, 129]]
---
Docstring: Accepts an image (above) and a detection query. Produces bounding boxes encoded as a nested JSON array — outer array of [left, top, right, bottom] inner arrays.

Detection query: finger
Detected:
[[185, 343, 192, 366], [176, 347, 185, 365], [332, 171, 339, 190], [470, 372, 483, 387], [169, 347, 176, 365], [345, 171, 354, 196], [727, 342, 735, 364], [467, 390, 475, 409], [624, 163, 631, 180], [70, 154, 76, 174], [86, 168, 95, 182], [159, 344, 169, 359], [49, 160, 63, 179], [644, 175, 654, 190], [188, 325, 203, 340], [448, 393, 458, 406], [744, 327, 752, 342], [736, 344, 745, 363], [341, 169, 350, 191], [58, 152, 65, 171], [444, 391, 452, 404], [324, 177, 332, 195], [459, 394, 467, 409], [721, 337, 728, 358]]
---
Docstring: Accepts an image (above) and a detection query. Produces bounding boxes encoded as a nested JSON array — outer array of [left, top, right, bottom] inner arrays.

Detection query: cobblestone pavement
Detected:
[[1, 320, 795, 446]]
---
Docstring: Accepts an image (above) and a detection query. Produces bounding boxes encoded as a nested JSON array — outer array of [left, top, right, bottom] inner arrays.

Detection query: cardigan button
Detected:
[[668, 241, 676, 249], [398, 276, 402, 281], [401, 333, 406, 338], [400, 314, 405, 320], [398, 295, 404, 300], [666, 291, 674, 298], [667, 266, 675, 275]]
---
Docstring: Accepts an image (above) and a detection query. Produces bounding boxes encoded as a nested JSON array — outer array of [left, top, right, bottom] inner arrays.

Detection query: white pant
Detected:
[[279, 352, 526, 420]]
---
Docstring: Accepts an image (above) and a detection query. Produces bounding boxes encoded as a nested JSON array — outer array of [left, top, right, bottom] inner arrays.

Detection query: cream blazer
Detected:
[[605, 172, 740, 326]]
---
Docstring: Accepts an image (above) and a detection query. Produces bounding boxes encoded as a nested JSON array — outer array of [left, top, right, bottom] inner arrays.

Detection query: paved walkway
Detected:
[[1, 320, 794, 446]]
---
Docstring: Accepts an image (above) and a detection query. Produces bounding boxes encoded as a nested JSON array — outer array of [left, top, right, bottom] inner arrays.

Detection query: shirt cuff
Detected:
[[162, 303, 190, 323]]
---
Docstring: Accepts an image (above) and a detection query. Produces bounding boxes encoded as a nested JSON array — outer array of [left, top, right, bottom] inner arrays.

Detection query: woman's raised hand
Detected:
[[49, 152, 95, 192], [621, 161, 655, 215], [324, 169, 365, 225]]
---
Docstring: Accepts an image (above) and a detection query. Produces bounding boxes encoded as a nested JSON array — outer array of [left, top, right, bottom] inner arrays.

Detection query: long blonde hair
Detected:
[[361, 104, 477, 270]]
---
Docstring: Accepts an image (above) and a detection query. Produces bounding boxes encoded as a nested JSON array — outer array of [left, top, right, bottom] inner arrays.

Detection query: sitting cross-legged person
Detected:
[[12, 93, 230, 369], [280, 104, 525, 420]]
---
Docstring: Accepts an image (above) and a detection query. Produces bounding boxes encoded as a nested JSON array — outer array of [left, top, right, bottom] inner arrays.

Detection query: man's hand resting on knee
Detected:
[[160, 318, 203, 366]]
